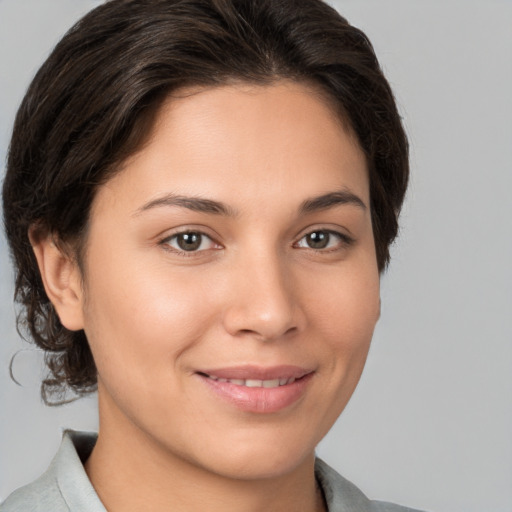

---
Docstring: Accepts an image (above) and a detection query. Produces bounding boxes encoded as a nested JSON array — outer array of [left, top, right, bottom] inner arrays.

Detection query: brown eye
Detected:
[[164, 231, 217, 253], [176, 232, 202, 251], [304, 231, 330, 249], [295, 230, 352, 251]]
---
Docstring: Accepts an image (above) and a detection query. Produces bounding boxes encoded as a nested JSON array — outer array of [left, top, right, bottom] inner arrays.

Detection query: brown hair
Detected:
[[2, 0, 409, 404]]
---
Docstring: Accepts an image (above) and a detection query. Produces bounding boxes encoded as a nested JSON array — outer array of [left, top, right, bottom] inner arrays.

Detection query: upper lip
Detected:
[[196, 365, 313, 381]]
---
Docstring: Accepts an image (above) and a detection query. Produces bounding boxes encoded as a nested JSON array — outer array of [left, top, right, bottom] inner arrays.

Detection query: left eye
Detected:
[[295, 230, 347, 250], [163, 231, 217, 252]]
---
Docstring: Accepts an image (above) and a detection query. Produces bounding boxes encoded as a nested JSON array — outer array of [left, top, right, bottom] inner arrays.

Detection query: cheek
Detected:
[[304, 256, 380, 378], [80, 254, 218, 384], [308, 258, 380, 338]]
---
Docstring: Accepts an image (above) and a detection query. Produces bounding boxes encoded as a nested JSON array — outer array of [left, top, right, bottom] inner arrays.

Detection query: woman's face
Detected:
[[76, 81, 380, 479]]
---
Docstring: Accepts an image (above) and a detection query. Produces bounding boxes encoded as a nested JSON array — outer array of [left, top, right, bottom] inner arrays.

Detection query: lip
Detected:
[[196, 365, 314, 414], [197, 365, 311, 381]]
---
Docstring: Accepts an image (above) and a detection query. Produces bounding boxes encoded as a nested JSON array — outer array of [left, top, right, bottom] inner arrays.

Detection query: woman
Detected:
[[1, 0, 418, 511]]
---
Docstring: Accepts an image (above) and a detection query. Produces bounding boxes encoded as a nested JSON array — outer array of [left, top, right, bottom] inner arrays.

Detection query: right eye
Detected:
[[162, 231, 218, 253]]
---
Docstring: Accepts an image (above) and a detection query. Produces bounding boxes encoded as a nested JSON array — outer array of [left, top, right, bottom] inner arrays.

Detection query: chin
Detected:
[[200, 447, 315, 481], [175, 425, 321, 482]]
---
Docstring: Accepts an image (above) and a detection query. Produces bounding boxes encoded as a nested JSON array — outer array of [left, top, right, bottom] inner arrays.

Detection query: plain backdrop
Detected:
[[1, 1, 511, 511]]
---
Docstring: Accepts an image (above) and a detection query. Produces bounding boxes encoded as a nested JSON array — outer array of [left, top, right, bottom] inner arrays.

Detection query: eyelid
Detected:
[[159, 227, 223, 255], [156, 225, 354, 256], [294, 227, 355, 250]]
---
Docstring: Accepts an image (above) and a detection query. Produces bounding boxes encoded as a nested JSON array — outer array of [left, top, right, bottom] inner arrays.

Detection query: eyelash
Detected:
[[159, 228, 354, 256], [160, 230, 220, 256], [294, 230, 354, 252]]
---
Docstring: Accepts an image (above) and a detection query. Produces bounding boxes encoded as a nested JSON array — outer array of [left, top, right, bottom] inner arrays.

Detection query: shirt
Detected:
[[0, 430, 425, 512]]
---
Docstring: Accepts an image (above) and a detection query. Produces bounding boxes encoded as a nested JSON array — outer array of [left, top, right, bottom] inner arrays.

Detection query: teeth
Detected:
[[207, 375, 296, 388], [245, 379, 263, 387]]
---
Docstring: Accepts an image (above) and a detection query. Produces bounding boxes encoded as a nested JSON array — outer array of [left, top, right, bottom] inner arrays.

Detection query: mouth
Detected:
[[199, 374, 300, 388], [195, 365, 314, 413]]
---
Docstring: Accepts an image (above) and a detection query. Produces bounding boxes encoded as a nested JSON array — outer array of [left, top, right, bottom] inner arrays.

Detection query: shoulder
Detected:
[[370, 501, 426, 512], [315, 458, 427, 512], [1, 430, 101, 512], [0, 468, 68, 512]]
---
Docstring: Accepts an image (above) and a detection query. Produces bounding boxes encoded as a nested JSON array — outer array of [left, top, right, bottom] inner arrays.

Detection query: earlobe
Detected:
[[29, 230, 85, 331]]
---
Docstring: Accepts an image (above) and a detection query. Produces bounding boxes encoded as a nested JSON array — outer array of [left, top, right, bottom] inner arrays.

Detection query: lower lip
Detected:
[[198, 373, 313, 414]]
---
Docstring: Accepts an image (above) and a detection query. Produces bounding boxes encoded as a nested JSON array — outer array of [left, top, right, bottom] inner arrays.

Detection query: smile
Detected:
[[204, 375, 297, 388], [196, 365, 314, 413]]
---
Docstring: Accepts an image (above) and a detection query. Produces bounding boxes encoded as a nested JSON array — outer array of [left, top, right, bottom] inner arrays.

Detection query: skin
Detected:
[[32, 81, 380, 512]]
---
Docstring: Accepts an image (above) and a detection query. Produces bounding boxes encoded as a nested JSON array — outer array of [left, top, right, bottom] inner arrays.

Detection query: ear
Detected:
[[29, 230, 85, 331]]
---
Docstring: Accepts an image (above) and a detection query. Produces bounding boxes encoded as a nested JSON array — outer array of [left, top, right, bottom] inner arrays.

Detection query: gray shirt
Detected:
[[1, 431, 425, 512]]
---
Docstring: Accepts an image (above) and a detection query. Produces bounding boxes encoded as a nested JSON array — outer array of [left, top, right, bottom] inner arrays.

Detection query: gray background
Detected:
[[1, 1, 511, 511]]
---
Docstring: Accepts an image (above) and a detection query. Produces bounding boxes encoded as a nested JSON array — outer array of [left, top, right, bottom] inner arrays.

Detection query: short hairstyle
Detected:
[[2, 0, 409, 404]]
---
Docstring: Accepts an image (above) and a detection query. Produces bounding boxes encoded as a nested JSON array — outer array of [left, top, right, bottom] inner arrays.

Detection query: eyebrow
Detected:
[[134, 194, 237, 217], [299, 190, 367, 214], [134, 189, 366, 217]]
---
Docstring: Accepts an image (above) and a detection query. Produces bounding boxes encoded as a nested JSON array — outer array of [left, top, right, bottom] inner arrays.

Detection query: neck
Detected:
[[85, 393, 326, 512]]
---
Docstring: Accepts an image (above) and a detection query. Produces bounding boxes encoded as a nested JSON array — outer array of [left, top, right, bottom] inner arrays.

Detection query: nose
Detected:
[[221, 252, 303, 342]]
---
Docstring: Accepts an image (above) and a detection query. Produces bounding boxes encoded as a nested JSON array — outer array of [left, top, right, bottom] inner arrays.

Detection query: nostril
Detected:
[[221, 272, 303, 340], [235, 325, 298, 342]]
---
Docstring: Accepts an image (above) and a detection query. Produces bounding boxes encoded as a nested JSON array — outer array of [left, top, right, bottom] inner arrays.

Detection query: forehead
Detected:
[[95, 81, 369, 216], [152, 80, 358, 156]]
